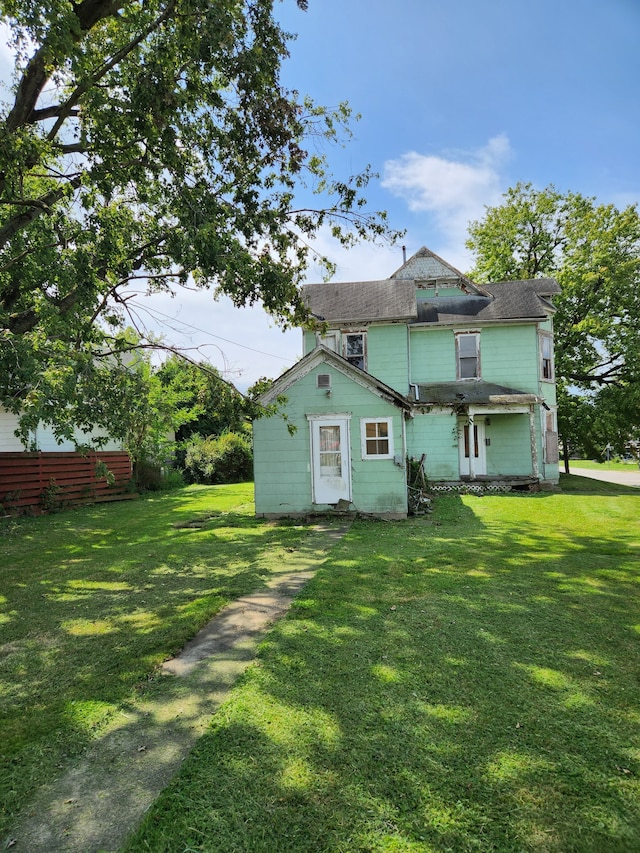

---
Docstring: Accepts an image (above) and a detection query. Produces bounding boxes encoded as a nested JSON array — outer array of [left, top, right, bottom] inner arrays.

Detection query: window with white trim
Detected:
[[343, 332, 366, 370], [456, 332, 480, 379], [318, 331, 339, 352], [540, 333, 554, 381], [360, 417, 394, 459]]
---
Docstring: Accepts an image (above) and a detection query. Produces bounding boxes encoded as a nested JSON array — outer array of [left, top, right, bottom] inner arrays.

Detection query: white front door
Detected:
[[459, 418, 487, 477], [310, 417, 352, 504]]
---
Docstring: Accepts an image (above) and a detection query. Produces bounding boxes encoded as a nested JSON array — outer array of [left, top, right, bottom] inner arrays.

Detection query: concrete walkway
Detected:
[[6, 520, 351, 853], [570, 466, 640, 488]]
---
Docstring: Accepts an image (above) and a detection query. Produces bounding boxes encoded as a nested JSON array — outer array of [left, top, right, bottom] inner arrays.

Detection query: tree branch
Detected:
[[5, 0, 125, 132], [47, 2, 177, 142], [0, 176, 82, 249]]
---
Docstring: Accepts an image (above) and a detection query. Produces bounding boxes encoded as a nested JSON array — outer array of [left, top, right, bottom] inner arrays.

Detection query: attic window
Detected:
[[317, 373, 331, 389]]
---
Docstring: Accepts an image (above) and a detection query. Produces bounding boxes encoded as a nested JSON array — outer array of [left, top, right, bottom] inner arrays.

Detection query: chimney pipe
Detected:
[[402, 245, 406, 263]]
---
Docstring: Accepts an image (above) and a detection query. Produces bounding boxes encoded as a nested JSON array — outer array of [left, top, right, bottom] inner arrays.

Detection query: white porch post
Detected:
[[529, 405, 540, 479], [468, 409, 476, 480]]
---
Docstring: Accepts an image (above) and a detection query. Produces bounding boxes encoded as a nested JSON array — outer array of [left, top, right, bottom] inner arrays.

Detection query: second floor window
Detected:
[[456, 332, 480, 379], [344, 332, 366, 370], [540, 333, 554, 381]]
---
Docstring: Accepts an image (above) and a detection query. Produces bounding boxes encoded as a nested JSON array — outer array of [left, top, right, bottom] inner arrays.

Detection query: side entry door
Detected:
[[310, 417, 352, 504]]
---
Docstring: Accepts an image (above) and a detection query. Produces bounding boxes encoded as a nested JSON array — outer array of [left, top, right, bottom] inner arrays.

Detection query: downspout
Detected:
[[402, 411, 408, 513], [407, 325, 412, 392]]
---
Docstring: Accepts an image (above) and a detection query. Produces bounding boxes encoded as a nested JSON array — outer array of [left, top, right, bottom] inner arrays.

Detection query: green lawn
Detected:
[[2, 477, 640, 852], [125, 476, 640, 853], [0, 483, 314, 836], [569, 458, 639, 472]]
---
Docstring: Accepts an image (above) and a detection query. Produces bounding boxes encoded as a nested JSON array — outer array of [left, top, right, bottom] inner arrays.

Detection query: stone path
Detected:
[[6, 521, 351, 853]]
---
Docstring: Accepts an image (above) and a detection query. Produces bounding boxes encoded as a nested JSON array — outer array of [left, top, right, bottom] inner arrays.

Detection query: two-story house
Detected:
[[253, 246, 560, 518]]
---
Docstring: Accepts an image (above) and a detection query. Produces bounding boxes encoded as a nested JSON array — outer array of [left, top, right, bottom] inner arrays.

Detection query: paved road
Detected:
[[569, 467, 640, 488]]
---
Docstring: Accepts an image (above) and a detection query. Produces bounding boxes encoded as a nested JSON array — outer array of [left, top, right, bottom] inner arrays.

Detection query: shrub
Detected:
[[133, 462, 185, 492], [183, 432, 253, 484]]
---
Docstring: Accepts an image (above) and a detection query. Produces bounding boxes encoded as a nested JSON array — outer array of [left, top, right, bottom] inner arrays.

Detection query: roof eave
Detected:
[[258, 346, 411, 411]]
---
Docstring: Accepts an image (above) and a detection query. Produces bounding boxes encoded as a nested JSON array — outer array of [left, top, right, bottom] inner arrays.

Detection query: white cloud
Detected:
[[381, 135, 512, 268]]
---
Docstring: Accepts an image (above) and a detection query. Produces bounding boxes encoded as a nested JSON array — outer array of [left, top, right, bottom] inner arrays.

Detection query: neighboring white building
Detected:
[[0, 406, 123, 452]]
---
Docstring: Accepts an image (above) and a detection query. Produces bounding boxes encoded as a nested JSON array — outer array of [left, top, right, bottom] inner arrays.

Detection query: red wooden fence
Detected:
[[0, 451, 134, 514]]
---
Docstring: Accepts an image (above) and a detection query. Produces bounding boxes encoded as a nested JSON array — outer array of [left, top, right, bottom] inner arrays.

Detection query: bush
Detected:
[[183, 432, 253, 484], [133, 461, 185, 492]]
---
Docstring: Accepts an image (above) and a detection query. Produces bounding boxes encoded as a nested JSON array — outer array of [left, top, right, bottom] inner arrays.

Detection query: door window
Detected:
[[319, 425, 342, 476]]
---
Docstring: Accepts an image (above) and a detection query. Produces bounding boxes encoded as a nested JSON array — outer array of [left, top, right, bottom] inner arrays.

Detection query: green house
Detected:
[[254, 247, 560, 518]]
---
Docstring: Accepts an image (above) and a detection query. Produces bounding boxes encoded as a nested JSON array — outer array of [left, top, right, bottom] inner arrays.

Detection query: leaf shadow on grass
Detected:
[[0, 484, 316, 834], [126, 489, 640, 853]]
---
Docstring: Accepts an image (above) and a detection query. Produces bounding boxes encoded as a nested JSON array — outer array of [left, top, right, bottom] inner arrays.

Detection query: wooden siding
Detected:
[[409, 327, 455, 383], [0, 451, 134, 514], [407, 413, 460, 481], [483, 414, 533, 476], [367, 325, 408, 392], [254, 363, 406, 517], [481, 325, 538, 391], [0, 407, 123, 452]]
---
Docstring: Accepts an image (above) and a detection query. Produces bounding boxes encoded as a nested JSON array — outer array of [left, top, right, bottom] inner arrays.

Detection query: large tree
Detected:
[[0, 0, 399, 444], [466, 183, 640, 464]]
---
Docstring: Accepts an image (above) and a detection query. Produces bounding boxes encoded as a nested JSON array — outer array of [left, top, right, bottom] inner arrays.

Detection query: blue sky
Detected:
[[3, 1, 639, 390], [275, 0, 639, 269]]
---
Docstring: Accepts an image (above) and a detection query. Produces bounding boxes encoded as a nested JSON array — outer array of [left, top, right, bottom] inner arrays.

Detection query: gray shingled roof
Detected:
[[302, 256, 560, 326], [415, 279, 558, 324], [410, 381, 538, 406], [302, 279, 416, 323]]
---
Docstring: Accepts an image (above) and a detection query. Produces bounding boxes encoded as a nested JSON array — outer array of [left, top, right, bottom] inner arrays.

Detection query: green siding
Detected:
[[406, 411, 540, 480], [416, 286, 465, 299], [303, 325, 408, 394], [254, 363, 407, 516], [409, 328, 455, 383], [481, 325, 538, 391], [367, 325, 408, 392], [410, 323, 543, 391], [484, 414, 533, 476], [303, 329, 315, 355], [406, 413, 459, 480], [261, 315, 560, 502]]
